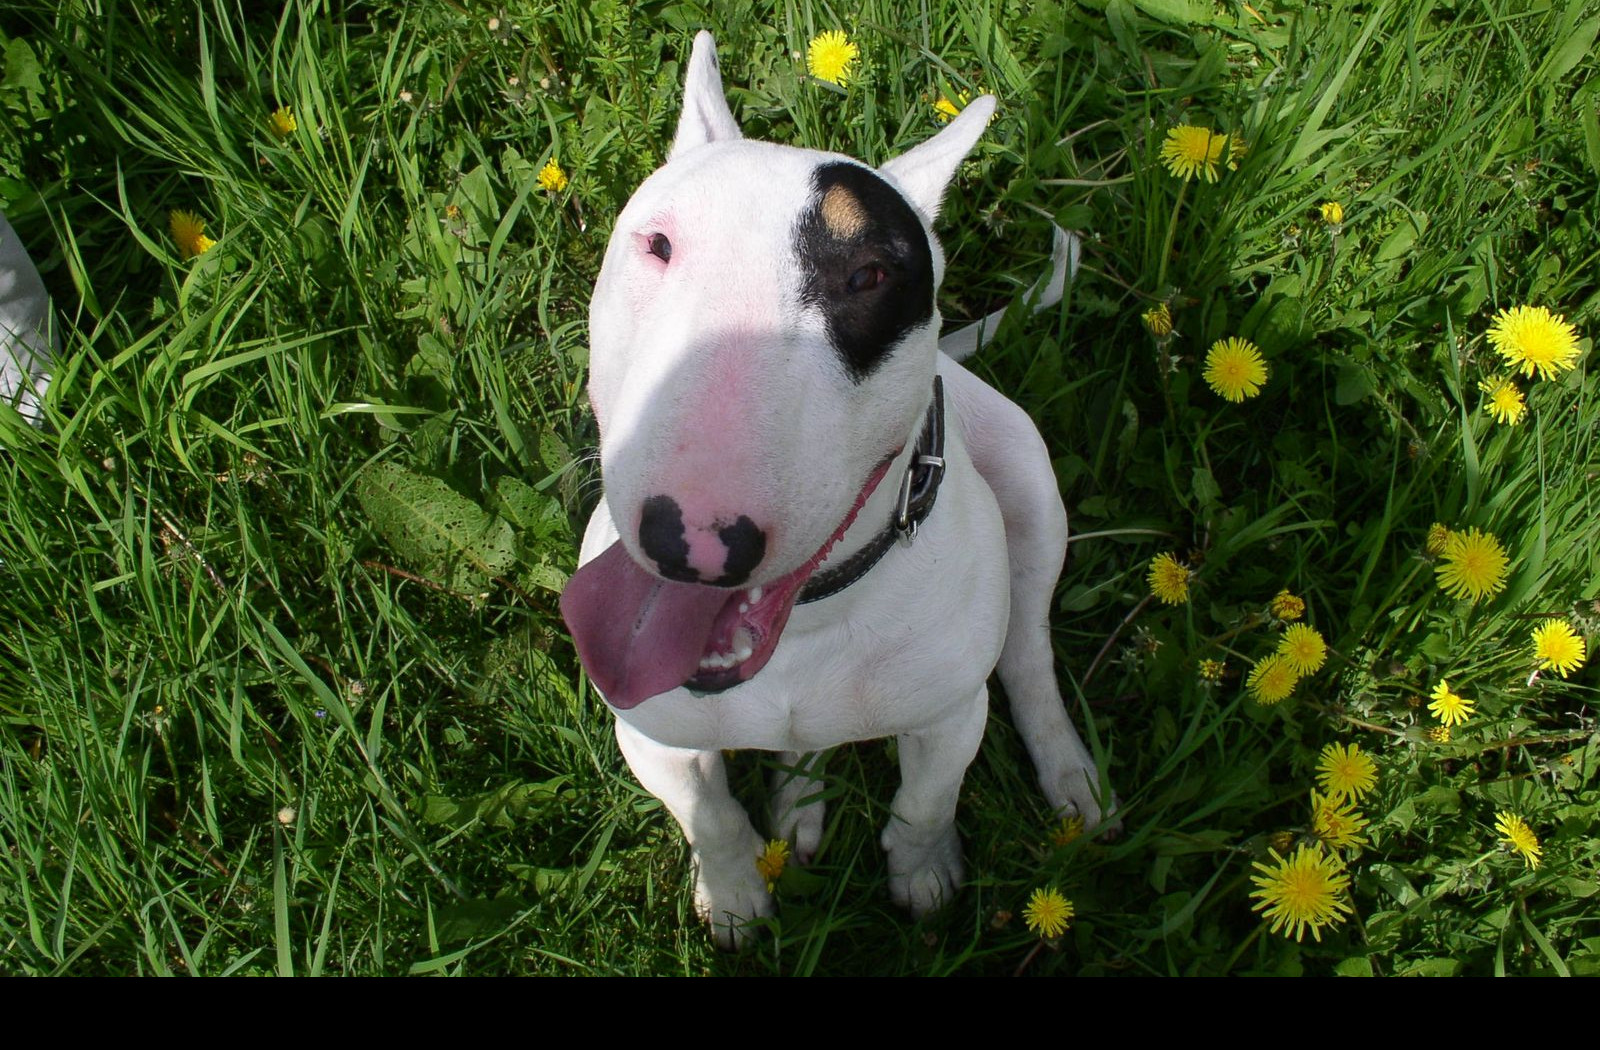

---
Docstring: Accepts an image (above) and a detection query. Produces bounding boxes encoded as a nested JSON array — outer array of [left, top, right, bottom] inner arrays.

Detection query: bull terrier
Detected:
[[561, 32, 1116, 946]]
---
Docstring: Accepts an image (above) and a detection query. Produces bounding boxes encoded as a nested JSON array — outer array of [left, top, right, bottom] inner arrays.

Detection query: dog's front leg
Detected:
[[769, 750, 828, 864], [614, 718, 772, 947], [880, 689, 988, 915]]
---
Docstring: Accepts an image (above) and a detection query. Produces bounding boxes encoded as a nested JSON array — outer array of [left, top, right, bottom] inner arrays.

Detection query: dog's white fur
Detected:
[[574, 33, 1115, 945]]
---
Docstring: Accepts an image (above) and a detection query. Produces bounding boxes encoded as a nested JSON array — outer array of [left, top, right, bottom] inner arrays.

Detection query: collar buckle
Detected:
[[896, 453, 946, 544]]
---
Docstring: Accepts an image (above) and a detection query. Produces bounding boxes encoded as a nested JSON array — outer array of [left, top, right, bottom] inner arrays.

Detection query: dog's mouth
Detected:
[[560, 457, 895, 710]]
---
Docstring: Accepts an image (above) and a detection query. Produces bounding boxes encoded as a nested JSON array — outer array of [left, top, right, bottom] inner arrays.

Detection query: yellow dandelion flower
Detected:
[[1316, 741, 1377, 803], [1147, 552, 1190, 604], [1425, 522, 1453, 556], [1434, 527, 1510, 602], [268, 105, 297, 140], [1428, 724, 1451, 744], [1269, 589, 1305, 621], [1203, 336, 1268, 402], [168, 209, 216, 260], [1428, 682, 1474, 727], [1277, 624, 1328, 675], [1198, 658, 1226, 683], [1142, 301, 1174, 338], [1247, 654, 1300, 705], [755, 839, 790, 891], [1487, 305, 1582, 380], [933, 91, 969, 122], [1478, 376, 1527, 425], [1249, 843, 1353, 942], [1530, 619, 1586, 678], [1050, 815, 1086, 847], [1494, 811, 1541, 870], [1022, 886, 1074, 938], [1227, 136, 1248, 170], [537, 158, 569, 193], [1310, 790, 1369, 850], [1319, 200, 1344, 225], [1427, 679, 1474, 727], [806, 30, 859, 86], [1479, 376, 1527, 426], [1159, 125, 1230, 182]]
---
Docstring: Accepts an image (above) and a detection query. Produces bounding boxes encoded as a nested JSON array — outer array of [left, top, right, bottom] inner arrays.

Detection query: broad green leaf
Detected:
[[494, 475, 567, 545], [1, 37, 44, 96], [1333, 956, 1373, 977], [422, 777, 573, 829], [1581, 98, 1600, 177], [1191, 466, 1221, 510], [520, 562, 569, 595], [408, 332, 453, 380], [1131, 0, 1210, 25], [1541, 14, 1599, 84], [1335, 364, 1374, 405], [356, 462, 516, 589]]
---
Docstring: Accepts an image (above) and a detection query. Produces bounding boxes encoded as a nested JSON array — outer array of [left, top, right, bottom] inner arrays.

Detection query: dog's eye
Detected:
[[648, 233, 673, 262], [847, 264, 885, 293]]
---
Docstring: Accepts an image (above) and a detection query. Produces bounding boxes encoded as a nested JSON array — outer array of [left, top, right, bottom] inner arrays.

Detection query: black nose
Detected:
[[637, 495, 768, 586], [639, 495, 697, 582], [715, 516, 766, 587]]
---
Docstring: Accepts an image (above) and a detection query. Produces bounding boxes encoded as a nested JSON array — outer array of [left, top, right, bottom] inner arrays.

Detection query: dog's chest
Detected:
[[615, 618, 978, 751], [613, 484, 1011, 753]]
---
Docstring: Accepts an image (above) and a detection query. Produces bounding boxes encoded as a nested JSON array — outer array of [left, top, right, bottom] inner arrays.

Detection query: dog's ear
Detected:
[[879, 95, 997, 222], [669, 31, 742, 162]]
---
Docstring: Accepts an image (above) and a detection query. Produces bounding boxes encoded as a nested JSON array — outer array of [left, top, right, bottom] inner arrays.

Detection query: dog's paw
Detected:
[[772, 799, 825, 866], [882, 822, 964, 917], [691, 836, 775, 949], [1044, 770, 1123, 839], [770, 777, 826, 865]]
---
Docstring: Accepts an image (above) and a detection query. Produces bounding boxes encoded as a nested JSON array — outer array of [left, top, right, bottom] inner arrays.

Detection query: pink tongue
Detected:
[[560, 540, 729, 709]]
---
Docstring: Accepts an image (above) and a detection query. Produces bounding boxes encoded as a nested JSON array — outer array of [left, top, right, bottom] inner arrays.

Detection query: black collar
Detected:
[[798, 375, 946, 605]]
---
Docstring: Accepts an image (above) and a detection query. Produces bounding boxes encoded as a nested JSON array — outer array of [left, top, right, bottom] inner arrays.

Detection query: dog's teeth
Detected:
[[748, 586, 763, 603], [732, 628, 754, 662], [703, 650, 740, 670], [738, 602, 749, 614]]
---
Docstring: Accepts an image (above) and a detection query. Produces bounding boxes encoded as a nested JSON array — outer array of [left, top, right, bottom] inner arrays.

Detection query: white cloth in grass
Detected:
[[1, 209, 56, 424], [939, 223, 1078, 363]]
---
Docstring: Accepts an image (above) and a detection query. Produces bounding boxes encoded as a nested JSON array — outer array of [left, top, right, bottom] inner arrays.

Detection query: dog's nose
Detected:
[[639, 495, 767, 586]]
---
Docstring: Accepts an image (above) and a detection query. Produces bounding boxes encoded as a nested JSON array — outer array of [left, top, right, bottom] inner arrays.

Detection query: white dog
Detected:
[[561, 32, 1115, 946]]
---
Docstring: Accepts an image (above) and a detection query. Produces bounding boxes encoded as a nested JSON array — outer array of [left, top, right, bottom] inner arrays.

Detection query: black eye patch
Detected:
[[793, 162, 934, 382]]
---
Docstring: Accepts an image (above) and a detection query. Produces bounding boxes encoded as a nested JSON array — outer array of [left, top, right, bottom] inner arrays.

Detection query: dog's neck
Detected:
[[800, 373, 944, 601]]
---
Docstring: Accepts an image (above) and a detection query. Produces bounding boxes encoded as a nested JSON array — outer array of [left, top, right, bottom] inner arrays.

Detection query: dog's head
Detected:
[[562, 32, 995, 709]]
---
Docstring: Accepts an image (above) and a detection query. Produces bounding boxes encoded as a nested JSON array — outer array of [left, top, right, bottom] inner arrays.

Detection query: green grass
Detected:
[[1, 0, 1596, 975]]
